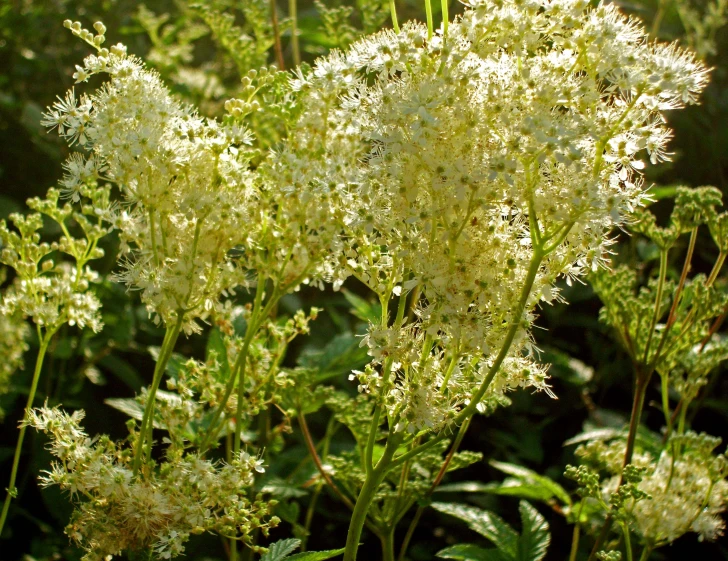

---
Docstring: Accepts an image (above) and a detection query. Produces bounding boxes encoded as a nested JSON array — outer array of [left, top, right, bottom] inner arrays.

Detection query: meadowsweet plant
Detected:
[[565, 186, 728, 560], [0, 184, 110, 533], [0, 0, 720, 560], [7, 17, 347, 561], [280, 1, 708, 558]]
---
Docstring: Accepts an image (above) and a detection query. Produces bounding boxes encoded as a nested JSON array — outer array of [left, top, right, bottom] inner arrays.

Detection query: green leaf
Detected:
[[206, 327, 231, 381], [98, 355, 144, 391], [645, 185, 679, 202], [489, 461, 571, 506], [437, 481, 556, 503], [437, 544, 509, 560], [148, 347, 187, 379], [286, 548, 346, 560], [105, 397, 165, 428], [261, 478, 307, 499], [432, 503, 518, 558], [260, 538, 301, 561], [515, 502, 550, 561], [563, 428, 625, 447], [342, 289, 381, 323], [298, 332, 369, 383], [104, 397, 143, 422]]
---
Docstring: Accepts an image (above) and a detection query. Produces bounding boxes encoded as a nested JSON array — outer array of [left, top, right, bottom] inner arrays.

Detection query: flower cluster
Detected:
[[42, 21, 261, 334], [292, 0, 708, 433], [0, 188, 107, 334], [26, 406, 278, 561], [0, 291, 29, 412], [576, 432, 728, 545]]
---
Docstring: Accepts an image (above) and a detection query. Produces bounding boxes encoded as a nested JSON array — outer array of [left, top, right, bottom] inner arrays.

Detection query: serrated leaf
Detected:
[[432, 503, 518, 558], [260, 538, 301, 561], [516, 502, 550, 561], [438, 477, 554, 502], [275, 500, 300, 525], [489, 461, 571, 506], [437, 544, 509, 560], [286, 548, 345, 560]]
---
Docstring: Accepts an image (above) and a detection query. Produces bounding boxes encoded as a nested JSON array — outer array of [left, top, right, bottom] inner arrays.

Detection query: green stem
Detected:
[[0, 330, 53, 536], [381, 528, 396, 561], [587, 370, 650, 561], [133, 313, 185, 475], [642, 249, 668, 365], [568, 500, 585, 561], [648, 226, 698, 372], [289, 0, 300, 66], [365, 289, 407, 471], [343, 433, 404, 561], [425, 0, 433, 40], [390, 0, 400, 33], [661, 372, 672, 433], [706, 251, 726, 287], [638, 545, 653, 561], [397, 507, 422, 561], [622, 523, 633, 561], [651, 0, 667, 38], [199, 279, 272, 454], [624, 372, 648, 472], [593, 93, 643, 178], [397, 417, 471, 561], [441, 0, 449, 35], [230, 534, 238, 561]]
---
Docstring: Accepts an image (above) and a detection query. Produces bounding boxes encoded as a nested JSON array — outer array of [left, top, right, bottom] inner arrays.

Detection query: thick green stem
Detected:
[[343, 434, 403, 561], [0, 331, 53, 536], [133, 314, 185, 475], [381, 528, 396, 561], [622, 522, 633, 561], [661, 372, 672, 433]]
